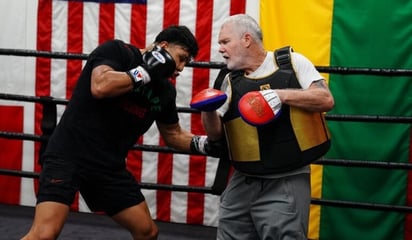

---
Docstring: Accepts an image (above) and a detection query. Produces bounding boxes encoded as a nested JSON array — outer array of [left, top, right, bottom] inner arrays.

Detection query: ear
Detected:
[[243, 33, 252, 48], [157, 41, 169, 48]]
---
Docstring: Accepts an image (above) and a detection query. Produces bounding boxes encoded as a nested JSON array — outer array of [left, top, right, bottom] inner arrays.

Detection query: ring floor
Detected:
[[0, 203, 217, 240]]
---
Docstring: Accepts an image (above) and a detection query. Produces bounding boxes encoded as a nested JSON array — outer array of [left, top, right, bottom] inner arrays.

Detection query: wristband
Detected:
[[126, 66, 151, 90], [190, 135, 208, 155]]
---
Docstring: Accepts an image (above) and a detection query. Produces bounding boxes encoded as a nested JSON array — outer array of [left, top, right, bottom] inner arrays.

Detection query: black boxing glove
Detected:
[[190, 135, 226, 158], [143, 45, 176, 79], [127, 46, 176, 90]]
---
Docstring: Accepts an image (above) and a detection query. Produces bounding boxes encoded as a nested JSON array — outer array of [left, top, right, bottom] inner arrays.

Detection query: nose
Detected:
[[176, 61, 185, 72], [218, 44, 225, 54]]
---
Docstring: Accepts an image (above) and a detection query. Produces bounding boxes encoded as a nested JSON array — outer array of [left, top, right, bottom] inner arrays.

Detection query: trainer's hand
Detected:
[[190, 135, 226, 158], [127, 46, 176, 90], [190, 88, 227, 112], [238, 89, 282, 126]]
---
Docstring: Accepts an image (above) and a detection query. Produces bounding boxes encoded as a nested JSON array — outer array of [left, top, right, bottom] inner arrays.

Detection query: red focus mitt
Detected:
[[238, 89, 282, 126], [190, 88, 227, 112]]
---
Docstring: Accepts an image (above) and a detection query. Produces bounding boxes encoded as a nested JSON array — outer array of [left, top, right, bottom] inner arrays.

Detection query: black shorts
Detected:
[[37, 156, 145, 216]]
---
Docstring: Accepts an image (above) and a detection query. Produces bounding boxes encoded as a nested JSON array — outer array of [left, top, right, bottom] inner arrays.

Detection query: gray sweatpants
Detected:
[[217, 170, 310, 240]]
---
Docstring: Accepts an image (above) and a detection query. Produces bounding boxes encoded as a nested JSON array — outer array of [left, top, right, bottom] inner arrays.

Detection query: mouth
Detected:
[[222, 55, 229, 63]]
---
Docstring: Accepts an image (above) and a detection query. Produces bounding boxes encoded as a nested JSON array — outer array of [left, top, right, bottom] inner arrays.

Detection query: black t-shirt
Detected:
[[43, 39, 179, 170]]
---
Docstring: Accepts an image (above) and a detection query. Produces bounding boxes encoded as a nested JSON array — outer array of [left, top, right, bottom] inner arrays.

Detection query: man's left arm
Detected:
[[275, 79, 335, 112], [157, 122, 193, 152], [276, 52, 334, 112]]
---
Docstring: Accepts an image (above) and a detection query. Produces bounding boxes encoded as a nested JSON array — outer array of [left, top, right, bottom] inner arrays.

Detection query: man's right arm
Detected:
[[201, 111, 224, 141], [198, 69, 231, 141], [91, 65, 134, 99]]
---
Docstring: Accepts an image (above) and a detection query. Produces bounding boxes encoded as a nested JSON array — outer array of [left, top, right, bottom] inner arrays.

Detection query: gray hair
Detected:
[[222, 14, 263, 41]]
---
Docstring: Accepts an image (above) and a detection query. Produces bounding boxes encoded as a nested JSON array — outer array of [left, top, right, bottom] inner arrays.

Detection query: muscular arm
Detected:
[[91, 65, 133, 98], [276, 80, 334, 112], [201, 111, 224, 140], [157, 122, 194, 152]]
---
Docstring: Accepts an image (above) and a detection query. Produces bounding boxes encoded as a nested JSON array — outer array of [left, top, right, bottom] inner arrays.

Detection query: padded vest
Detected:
[[220, 46, 331, 175]]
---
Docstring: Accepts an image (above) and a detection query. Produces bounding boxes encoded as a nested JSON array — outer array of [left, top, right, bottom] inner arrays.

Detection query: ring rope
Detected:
[[1, 93, 411, 123], [2, 130, 412, 171], [2, 48, 412, 75], [311, 198, 412, 213], [325, 114, 412, 123], [0, 48, 88, 60], [314, 158, 412, 170]]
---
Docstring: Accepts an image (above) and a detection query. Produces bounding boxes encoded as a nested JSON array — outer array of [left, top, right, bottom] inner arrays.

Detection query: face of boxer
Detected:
[[218, 22, 248, 71], [157, 42, 192, 77]]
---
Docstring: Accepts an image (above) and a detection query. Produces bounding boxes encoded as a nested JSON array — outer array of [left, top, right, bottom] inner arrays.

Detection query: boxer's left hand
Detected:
[[190, 135, 226, 158]]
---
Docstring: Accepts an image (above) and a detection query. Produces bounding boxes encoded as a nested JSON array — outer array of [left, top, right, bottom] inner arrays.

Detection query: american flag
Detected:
[[0, 0, 259, 226]]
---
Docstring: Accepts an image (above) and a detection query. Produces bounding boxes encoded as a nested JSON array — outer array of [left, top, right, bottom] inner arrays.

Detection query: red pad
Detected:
[[238, 91, 278, 126], [190, 88, 227, 112]]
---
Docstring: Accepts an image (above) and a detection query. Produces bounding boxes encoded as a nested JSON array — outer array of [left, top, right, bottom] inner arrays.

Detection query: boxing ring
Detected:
[[0, 48, 412, 239]]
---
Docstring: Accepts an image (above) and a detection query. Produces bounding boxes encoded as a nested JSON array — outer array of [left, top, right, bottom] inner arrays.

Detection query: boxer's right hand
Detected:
[[142, 45, 176, 80], [127, 46, 176, 90]]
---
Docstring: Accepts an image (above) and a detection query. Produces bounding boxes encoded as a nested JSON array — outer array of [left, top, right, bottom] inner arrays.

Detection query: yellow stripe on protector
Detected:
[[290, 107, 330, 151], [224, 117, 260, 161]]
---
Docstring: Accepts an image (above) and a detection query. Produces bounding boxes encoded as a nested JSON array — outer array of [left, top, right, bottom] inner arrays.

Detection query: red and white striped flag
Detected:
[[24, 0, 258, 226]]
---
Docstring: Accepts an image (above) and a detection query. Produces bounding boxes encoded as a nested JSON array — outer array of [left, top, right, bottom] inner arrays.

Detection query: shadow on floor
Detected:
[[0, 203, 217, 240]]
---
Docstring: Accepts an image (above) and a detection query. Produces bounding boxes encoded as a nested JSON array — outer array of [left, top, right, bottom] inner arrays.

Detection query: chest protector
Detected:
[[221, 46, 331, 175]]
